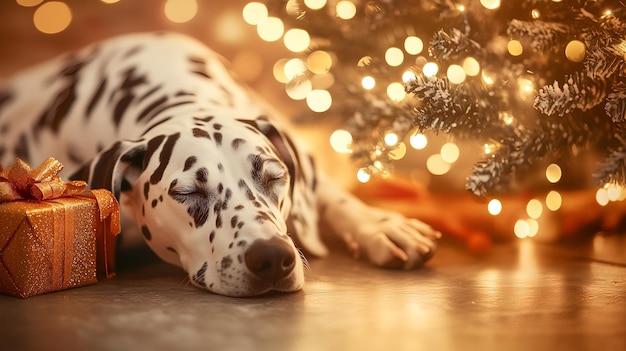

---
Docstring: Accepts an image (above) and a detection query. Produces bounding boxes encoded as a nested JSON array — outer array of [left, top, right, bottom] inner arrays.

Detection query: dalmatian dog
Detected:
[[0, 33, 440, 297]]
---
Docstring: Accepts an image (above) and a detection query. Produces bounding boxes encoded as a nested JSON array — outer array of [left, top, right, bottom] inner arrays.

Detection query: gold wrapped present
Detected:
[[0, 158, 120, 298]]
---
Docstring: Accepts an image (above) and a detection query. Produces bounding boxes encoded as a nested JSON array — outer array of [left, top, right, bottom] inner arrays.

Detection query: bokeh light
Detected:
[[402, 71, 417, 83], [422, 62, 439, 77], [440, 142, 460, 163], [362, 76, 376, 90], [480, 0, 501, 9], [272, 59, 289, 83], [164, 0, 198, 24], [447, 64, 466, 84], [388, 142, 407, 161], [284, 29, 311, 52], [284, 58, 307, 80], [306, 89, 332, 112], [507, 40, 524, 56], [596, 188, 609, 206], [565, 40, 586, 62], [545, 191, 562, 211], [386, 82, 406, 101], [330, 129, 353, 154], [404, 36, 424, 55], [385, 47, 404, 67], [336, 1, 357, 20], [384, 132, 399, 146], [357, 168, 371, 183], [462, 57, 481, 76], [526, 199, 543, 219], [33, 1, 72, 34], [514, 219, 538, 238], [285, 79, 312, 100], [307, 50, 333, 74], [242, 2, 268, 25], [304, 0, 327, 10], [545, 163, 562, 183], [17, 0, 43, 6], [487, 199, 502, 215], [426, 154, 451, 175], [410, 133, 428, 150], [257, 17, 284, 42]]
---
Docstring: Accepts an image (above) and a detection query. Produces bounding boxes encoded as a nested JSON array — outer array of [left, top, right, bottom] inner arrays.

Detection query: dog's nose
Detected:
[[245, 237, 296, 283]]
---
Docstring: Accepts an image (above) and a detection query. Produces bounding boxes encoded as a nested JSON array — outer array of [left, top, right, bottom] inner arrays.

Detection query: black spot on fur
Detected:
[[217, 163, 224, 172], [166, 247, 178, 254], [221, 256, 233, 270], [183, 156, 197, 171], [141, 225, 152, 240], [189, 56, 212, 79], [143, 182, 150, 200], [213, 123, 222, 130], [151, 199, 158, 208], [231, 215, 239, 228], [192, 262, 208, 288], [150, 133, 180, 184], [237, 240, 247, 247], [196, 167, 208, 183], [193, 128, 211, 139], [209, 231, 215, 243], [193, 115, 214, 123], [235, 204, 244, 210], [213, 132, 222, 145], [136, 96, 167, 122], [140, 116, 172, 137], [86, 78, 107, 117], [216, 213, 223, 228], [138, 84, 161, 103], [231, 138, 245, 150]]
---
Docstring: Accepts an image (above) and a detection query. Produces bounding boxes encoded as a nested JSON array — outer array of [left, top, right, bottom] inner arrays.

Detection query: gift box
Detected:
[[0, 158, 120, 298]]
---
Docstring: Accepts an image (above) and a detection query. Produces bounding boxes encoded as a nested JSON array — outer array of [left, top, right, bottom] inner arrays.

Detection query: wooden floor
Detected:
[[1, 237, 624, 351]]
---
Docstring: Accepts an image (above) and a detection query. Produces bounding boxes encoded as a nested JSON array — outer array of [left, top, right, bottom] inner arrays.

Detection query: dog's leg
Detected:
[[316, 173, 441, 269]]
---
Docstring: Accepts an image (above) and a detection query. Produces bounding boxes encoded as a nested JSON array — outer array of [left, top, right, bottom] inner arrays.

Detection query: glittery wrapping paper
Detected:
[[0, 190, 120, 298]]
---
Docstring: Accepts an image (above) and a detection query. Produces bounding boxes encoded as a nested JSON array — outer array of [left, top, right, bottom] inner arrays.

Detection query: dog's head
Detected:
[[73, 115, 305, 297]]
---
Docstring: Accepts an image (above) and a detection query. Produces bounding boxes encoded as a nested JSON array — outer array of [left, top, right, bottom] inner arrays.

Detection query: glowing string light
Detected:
[[336, 1, 357, 20], [33, 1, 72, 34], [410, 134, 428, 150], [545, 191, 562, 211], [330, 129, 353, 154], [488, 199, 502, 215], [257, 17, 284, 42], [242, 2, 269, 25], [164, 0, 198, 24]]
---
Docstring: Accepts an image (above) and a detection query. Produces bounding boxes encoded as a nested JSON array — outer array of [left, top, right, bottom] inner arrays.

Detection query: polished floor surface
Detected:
[[1, 235, 625, 351]]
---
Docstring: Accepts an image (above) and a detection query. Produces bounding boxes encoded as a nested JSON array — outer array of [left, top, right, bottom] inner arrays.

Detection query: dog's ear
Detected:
[[249, 116, 298, 185], [70, 139, 147, 199]]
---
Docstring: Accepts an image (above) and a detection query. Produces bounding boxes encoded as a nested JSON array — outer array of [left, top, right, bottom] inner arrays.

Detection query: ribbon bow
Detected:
[[0, 158, 87, 202]]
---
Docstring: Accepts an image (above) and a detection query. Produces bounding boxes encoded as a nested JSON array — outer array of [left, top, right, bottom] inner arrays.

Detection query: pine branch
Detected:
[[534, 72, 607, 117], [606, 82, 626, 123], [428, 28, 483, 62], [595, 137, 626, 186], [507, 19, 570, 53]]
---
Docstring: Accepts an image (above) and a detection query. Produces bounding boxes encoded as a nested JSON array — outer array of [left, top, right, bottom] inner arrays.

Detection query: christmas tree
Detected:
[[245, 0, 626, 197]]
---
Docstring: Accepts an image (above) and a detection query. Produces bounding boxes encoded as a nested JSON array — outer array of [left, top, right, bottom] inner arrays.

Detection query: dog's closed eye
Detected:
[[167, 178, 217, 227]]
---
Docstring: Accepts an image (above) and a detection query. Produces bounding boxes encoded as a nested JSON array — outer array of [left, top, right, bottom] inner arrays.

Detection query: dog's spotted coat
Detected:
[[0, 33, 439, 297]]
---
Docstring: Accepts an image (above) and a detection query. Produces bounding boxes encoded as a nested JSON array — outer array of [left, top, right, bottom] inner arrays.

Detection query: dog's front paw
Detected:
[[341, 208, 441, 269]]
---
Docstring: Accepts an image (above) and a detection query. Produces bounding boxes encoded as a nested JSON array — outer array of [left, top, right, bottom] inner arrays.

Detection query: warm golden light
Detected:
[[526, 199, 543, 219], [545, 163, 562, 183], [357, 168, 371, 183], [231, 50, 263, 81], [596, 188, 610, 206], [386, 82, 406, 101], [385, 47, 404, 67], [482, 71, 494, 85], [304, 0, 327, 10], [462, 57, 480, 76], [410, 133, 428, 150], [164, 0, 198, 24], [447, 64, 466, 84], [565, 40, 586, 62], [545, 191, 562, 211], [257, 17, 285, 42], [33, 1, 72, 34], [507, 40, 523, 56], [243, 2, 269, 25], [330, 129, 353, 154], [514, 219, 538, 239], [480, 0, 501, 9], [17, 0, 43, 6], [402, 71, 417, 83], [440, 142, 460, 163], [488, 199, 502, 216], [531, 9, 541, 18], [306, 89, 332, 112], [422, 62, 439, 77], [404, 36, 424, 55], [285, 79, 312, 100], [426, 154, 451, 175], [284, 58, 307, 80], [388, 142, 407, 161], [336, 1, 357, 19], [284, 29, 311, 52], [307, 50, 333, 74], [606, 183, 624, 201], [361, 76, 376, 90], [101, 0, 120, 3], [272, 59, 289, 83], [384, 132, 399, 146]]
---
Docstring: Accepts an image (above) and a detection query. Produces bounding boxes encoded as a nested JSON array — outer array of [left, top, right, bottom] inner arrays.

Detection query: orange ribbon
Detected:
[[0, 157, 87, 202]]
